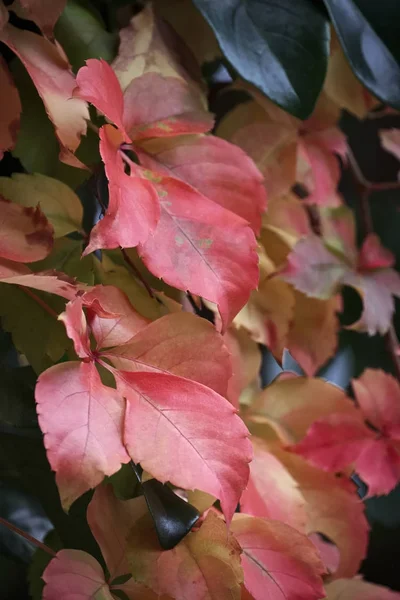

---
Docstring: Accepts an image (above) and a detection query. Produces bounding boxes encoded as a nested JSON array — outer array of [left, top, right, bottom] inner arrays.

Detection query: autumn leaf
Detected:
[[127, 510, 243, 600], [83, 125, 160, 254], [240, 438, 308, 533], [224, 327, 262, 409], [292, 369, 400, 496], [138, 135, 267, 234], [137, 176, 259, 331], [0, 24, 89, 162], [35, 361, 130, 509], [0, 196, 53, 263], [231, 515, 326, 600], [117, 369, 252, 525], [0, 56, 21, 159], [0, 172, 83, 237], [105, 311, 232, 397]]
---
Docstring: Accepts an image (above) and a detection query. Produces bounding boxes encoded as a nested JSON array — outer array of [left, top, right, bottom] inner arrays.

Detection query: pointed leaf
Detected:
[[0, 56, 21, 159], [138, 135, 267, 234], [0, 197, 53, 263], [59, 297, 91, 359], [138, 176, 259, 331], [192, 0, 329, 119], [0, 173, 83, 237], [323, 0, 400, 111], [84, 125, 160, 254], [117, 370, 252, 524], [1, 24, 89, 156], [75, 59, 128, 139], [35, 361, 130, 509], [231, 515, 325, 600], [352, 369, 400, 432], [105, 311, 232, 396]]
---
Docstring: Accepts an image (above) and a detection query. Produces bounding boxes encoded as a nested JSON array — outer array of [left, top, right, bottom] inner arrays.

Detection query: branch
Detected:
[[348, 149, 400, 379], [0, 516, 56, 557], [19, 286, 59, 319]]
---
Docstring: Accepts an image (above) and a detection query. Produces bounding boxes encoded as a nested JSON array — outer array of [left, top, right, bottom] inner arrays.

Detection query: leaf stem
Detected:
[[349, 148, 400, 379], [0, 516, 56, 557], [348, 146, 400, 192], [121, 248, 155, 299], [19, 286, 59, 319]]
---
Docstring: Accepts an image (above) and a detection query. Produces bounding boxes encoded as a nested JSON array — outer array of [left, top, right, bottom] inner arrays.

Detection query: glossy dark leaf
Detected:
[[323, 0, 400, 111], [191, 0, 330, 118]]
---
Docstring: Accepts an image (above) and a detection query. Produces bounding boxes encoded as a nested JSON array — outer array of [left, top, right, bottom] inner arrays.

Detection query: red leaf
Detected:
[[352, 368, 400, 433], [0, 197, 53, 263], [138, 135, 267, 234], [117, 370, 252, 525], [292, 413, 375, 472], [83, 285, 149, 348], [231, 515, 326, 600], [43, 550, 114, 600], [0, 24, 88, 156], [83, 125, 160, 254], [75, 59, 129, 140], [105, 311, 231, 396], [357, 233, 395, 270], [355, 437, 400, 496], [0, 57, 21, 159], [35, 361, 130, 509], [138, 176, 258, 331]]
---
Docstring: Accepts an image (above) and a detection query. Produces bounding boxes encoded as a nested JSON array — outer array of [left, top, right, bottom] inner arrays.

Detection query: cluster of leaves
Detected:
[[1, 0, 400, 599]]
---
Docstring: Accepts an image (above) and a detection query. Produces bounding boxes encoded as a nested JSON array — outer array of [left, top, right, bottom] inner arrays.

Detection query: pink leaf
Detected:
[[87, 485, 148, 581], [0, 57, 21, 159], [59, 297, 91, 359], [138, 135, 267, 234], [352, 369, 400, 432], [43, 549, 114, 600], [1, 24, 89, 156], [0, 268, 82, 299], [75, 59, 129, 140], [355, 438, 400, 496], [105, 311, 231, 396], [123, 73, 214, 139], [292, 413, 375, 472], [357, 233, 395, 270], [83, 125, 160, 254], [117, 370, 252, 525], [240, 439, 308, 533], [138, 176, 259, 331], [0, 197, 53, 263], [83, 285, 149, 348], [231, 515, 326, 600], [35, 361, 129, 509]]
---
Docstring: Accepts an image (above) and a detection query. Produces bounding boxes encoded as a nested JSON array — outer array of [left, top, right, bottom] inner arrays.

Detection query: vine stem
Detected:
[[19, 286, 58, 319], [0, 516, 56, 557], [348, 147, 400, 380], [121, 248, 155, 299]]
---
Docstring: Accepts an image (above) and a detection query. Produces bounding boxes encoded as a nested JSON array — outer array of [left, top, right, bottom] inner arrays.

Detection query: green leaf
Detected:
[[0, 366, 37, 429], [0, 174, 83, 238], [54, 0, 117, 71], [0, 284, 70, 374], [191, 0, 330, 118], [11, 59, 100, 190], [33, 238, 94, 285], [323, 0, 400, 111]]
